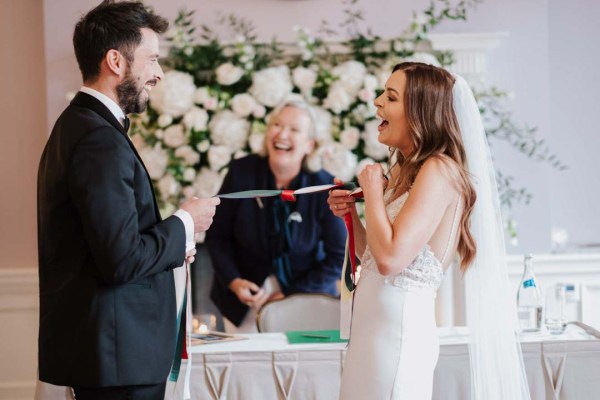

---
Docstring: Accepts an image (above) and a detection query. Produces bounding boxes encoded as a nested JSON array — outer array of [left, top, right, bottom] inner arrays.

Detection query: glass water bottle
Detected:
[[517, 254, 543, 332]]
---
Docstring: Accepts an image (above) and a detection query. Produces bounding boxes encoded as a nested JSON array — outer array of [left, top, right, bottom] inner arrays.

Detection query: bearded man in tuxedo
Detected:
[[37, 1, 220, 398]]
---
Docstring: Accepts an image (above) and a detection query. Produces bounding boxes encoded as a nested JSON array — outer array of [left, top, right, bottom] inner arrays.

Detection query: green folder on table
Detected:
[[286, 330, 348, 344]]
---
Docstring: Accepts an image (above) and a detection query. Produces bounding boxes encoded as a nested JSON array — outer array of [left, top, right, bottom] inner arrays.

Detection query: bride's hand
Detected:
[[327, 177, 356, 217], [358, 164, 386, 196]]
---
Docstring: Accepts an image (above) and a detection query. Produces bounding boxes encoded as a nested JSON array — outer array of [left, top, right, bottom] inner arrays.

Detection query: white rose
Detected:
[[355, 157, 376, 176], [242, 44, 254, 56], [207, 145, 232, 171], [403, 52, 440, 67], [376, 68, 392, 89], [183, 107, 209, 131], [150, 70, 196, 117], [138, 143, 168, 180], [301, 50, 313, 61], [250, 66, 293, 107], [318, 143, 358, 182], [194, 87, 211, 104], [311, 106, 333, 145], [203, 97, 218, 111], [215, 63, 245, 85], [193, 167, 225, 198], [339, 127, 360, 150], [363, 74, 379, 91], [358, 88, 375, 103], [157, 173, 180, 201], [130, 134, 146, 150], [174, 145, 200, 166], [163, 124, 187, 148], [196, 139, 210, 153], [292, 66, 317, 92], [209, 110, 250, 152], [155, 129, 164, 139], [252, 104, 266, 119], [304, 151, 322, 172], [183, 168, 196, 182], [392, 40, 407, 53], [323, 82, 352, 114], [248, 131, 266, 156], [157, 114, 173, 128], [377, 71, 389, 89], [331, 60, 367, 96], [352, 104, 375, 125], [362, 120, 389, 160], [231, 93, 257, 118]]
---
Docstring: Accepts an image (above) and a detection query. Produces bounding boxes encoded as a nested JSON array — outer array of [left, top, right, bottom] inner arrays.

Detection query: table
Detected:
[[169, 324, 600, 400]]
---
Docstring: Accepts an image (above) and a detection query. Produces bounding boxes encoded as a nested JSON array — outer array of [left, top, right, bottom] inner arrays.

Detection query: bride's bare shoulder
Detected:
[[413, 156, 463, 197]]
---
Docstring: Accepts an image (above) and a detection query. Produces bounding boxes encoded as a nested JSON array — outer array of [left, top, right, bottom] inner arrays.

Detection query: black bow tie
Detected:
[[123, 116, 130, 133]]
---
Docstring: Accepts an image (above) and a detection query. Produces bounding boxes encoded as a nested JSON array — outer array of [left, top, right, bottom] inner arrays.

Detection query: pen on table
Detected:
[[301, 334, 331, 339]]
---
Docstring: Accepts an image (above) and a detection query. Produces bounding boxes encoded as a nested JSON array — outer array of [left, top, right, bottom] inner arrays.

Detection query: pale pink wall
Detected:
[[0, 0, 47, 269], [41, 0, 600, 253]]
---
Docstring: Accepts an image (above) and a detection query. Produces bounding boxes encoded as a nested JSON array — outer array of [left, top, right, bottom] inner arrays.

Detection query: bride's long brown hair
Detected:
[[388, 62, 476, 271]]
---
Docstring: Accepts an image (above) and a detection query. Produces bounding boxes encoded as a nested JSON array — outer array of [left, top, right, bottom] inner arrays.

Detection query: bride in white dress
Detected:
[[328, 62, 531, 400]]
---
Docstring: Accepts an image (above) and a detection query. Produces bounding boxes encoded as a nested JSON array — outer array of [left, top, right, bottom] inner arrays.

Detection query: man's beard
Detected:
[[116, 68, 148, 115]]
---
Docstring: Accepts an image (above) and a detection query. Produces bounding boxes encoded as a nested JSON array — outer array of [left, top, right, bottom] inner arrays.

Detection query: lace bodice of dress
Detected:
[[360, 191, 444, 291]]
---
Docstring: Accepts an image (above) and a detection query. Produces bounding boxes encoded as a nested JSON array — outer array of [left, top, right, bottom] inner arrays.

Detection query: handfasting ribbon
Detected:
[[217, 182, 364, 290], [168, 256, 194, 399], [217, 183, 344, 202], [343, 213, 357, 291]]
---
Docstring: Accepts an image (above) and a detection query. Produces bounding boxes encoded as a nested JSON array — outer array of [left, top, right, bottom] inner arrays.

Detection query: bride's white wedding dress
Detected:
[[340, 190, 459, 400]]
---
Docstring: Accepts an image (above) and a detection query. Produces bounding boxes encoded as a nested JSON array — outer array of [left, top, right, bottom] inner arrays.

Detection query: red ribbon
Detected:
[[280, 190, 296, 202], [344, 190, 364, 282]]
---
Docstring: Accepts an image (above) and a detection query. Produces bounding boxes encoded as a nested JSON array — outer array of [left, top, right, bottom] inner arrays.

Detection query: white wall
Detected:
[[42, 0, 600, 253], [547, 0, 600, 252]]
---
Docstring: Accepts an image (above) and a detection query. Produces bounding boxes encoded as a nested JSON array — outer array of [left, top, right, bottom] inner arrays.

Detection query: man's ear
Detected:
[[105, 49, 126, 78]]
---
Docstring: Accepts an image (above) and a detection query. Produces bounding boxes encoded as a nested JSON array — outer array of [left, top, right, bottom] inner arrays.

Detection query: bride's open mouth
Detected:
[[378, 119, 389, 132]]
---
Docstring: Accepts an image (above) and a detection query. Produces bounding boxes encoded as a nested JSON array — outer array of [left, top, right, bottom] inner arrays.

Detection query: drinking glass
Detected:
[[545, 284, 567, 335]]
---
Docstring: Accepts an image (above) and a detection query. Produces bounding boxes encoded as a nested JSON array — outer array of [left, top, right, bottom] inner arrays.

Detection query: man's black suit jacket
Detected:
[[37, 92, 186, 387]]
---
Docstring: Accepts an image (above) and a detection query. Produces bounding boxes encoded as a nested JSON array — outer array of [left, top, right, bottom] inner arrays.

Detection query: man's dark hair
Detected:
[[73, 0, 168, 82]]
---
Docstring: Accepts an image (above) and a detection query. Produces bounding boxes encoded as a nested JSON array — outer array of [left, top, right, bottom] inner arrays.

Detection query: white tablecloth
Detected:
[[35, 325, 600, 400], [169, 325, 600, 400]]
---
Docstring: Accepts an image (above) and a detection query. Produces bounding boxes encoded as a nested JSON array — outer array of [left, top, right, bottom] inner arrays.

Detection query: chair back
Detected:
[[256, 293, 340, 332]]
